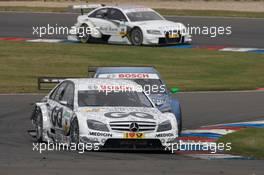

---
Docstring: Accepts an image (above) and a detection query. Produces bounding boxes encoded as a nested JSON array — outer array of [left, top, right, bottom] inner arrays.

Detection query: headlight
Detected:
[[157, 120, 172, 132], [147, 30, 161, 35], [87, 119, 109, 132]]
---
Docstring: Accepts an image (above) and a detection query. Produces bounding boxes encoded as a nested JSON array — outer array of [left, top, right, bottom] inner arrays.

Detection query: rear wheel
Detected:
[[78, 24, 91, 43], [130, 27, 143, 46], [70, 118, 79, 144], [35, 109, 43, 142]]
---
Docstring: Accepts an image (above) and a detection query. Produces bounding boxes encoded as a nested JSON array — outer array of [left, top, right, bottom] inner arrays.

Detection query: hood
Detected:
[[133, 20, 185, 31], [77, 106, 165, 123]]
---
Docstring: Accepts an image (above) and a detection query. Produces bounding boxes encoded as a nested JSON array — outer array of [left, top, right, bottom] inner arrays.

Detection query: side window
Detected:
[[50, 86, 59, 100], [108, 8, 127, 21], [89, 8, 108, 19], [54, 82, 67, 102], [50, 82, 66, 100], [61, 83, 74, 107]]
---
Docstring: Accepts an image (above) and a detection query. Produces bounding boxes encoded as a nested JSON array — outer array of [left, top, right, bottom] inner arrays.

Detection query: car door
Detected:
[[88, 8, 112, 35], [106, 8, 128, 36], [59, 82, 75, 136], [47, 82, 74, 136], [89, 8, 127, 36], [47, 82, 67, 131]]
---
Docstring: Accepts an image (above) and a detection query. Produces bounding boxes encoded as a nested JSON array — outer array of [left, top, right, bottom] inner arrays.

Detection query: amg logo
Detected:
[[156, 133, 173, 137], [89, 132, 112, 137]]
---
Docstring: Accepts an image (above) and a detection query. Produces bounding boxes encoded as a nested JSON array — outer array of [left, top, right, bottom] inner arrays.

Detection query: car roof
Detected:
[[66, 78, 142, 91], [95, 67, 160, 74]]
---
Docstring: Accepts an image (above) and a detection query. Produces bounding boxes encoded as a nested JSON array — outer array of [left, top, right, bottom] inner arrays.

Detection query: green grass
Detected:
[[218, 128, 264, 159], [0, 6, 264, 18], [1, 41, 264, 93]]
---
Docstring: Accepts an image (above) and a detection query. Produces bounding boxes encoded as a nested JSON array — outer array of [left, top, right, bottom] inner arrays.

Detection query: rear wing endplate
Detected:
[[72, 4, 105, 15], [38, 77, 70, 90]]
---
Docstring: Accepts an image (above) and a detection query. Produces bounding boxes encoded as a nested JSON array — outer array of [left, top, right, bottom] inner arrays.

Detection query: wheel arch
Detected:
[[34, 103, 52, 131], [79, 21, 102, 38], [129, 26, 144, 45]]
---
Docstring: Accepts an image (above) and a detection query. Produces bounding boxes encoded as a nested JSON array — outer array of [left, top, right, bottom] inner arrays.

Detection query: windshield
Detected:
[[78, 90, 153, 107], [126, 11, 163, 22]]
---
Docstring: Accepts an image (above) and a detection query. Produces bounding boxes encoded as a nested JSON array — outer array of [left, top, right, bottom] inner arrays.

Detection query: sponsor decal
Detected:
[[89, 132, 112, 137], [156, 133, 174, 137], [84, 108, 101, 112], [97, 73, 159, 79], [124, 132, 145, 139], [104, 112, 154, 120], [63, 119, 70, 135], [118, 73, 150, 79], [100, 85, 134, 92], [64, 111, 71, 118], [100, 26, 118, 32]]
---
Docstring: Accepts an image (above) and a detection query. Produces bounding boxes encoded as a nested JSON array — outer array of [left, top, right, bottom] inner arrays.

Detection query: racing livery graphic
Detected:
[[68, 4, 192, 45], [30, 78, 179, 150]]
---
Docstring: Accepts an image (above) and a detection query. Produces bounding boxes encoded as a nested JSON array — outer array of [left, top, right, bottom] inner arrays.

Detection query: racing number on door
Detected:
[[51, 107, 63, 128]]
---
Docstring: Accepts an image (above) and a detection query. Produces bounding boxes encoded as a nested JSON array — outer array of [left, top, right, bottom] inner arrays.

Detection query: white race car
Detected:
[[31, 78, 178, 150], [68, 4, 191, 45]]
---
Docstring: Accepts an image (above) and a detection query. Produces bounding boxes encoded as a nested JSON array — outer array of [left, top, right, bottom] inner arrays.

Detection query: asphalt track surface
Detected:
[[0, 92, 264, 174], [0, 11, 264, 47], [1, 11, 264, 174]]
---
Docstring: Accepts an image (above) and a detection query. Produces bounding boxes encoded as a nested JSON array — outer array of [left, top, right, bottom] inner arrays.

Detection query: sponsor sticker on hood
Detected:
[[97, 73, 159, 79]]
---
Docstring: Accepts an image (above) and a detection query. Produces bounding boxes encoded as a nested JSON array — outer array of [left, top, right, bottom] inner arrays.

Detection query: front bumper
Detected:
[[79, 131, 178, 150], [144, 34, 192, 45], [102, 139, 164, 150]]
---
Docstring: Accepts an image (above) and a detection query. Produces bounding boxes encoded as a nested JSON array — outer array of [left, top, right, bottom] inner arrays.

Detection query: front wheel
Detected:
[[70, 118, 79, 144], [130, 28, 143, 46]]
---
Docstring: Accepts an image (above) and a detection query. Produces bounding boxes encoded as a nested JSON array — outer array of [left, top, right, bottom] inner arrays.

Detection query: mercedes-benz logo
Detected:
[[129, 122, 139, 132]]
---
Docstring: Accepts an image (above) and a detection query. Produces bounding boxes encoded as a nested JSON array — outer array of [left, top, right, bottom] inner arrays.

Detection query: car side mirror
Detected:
[[170, 87, 180, 94], [59, 100, 68, 106], [155, 101, 163, 107]]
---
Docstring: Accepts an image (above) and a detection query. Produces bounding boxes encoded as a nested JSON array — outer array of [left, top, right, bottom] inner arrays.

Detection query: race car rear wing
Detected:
[[87, 66, 157, 78], [72, 4, 105, 15], [37, 77, 77, 90]]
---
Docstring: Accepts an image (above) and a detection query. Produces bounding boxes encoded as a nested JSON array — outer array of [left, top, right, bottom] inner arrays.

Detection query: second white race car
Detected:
[[31, 78, 179, 150], [68, 4, 192, 45]]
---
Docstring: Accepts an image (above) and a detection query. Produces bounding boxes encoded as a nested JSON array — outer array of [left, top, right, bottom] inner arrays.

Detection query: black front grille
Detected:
[[159, 37, 181, 45], [159, 31, 182, 45], [109, 121, 156, 132], [103, 139, 163, 150]]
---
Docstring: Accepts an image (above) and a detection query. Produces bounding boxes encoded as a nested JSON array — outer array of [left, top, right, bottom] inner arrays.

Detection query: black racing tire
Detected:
[[178, 106, 183, 136], [78, 24, 91, 43], [130, 27, 143, 46], [70, 118, 80, 145], [35, 108, 43, 142]]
